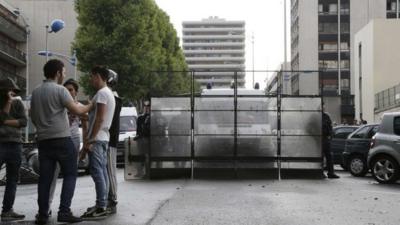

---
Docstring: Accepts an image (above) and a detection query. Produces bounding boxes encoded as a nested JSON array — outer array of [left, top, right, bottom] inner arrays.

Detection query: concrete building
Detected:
[[354, 19, 400, 123], [182, 17, 245, 88], [291, 0, 395, 124], [0, 0, 27, 96], [266, 62, 291, 94], [7, 0, 80, 97]]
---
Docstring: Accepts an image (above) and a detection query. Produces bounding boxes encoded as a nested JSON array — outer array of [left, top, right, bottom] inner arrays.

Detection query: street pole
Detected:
[[397, 0, 399, 19], [45, 25, 49, 61], [283, 0, 288, 95], [337, 0, 341, 95], [25, 27, 29, 142], [252, 32, 255, 88]]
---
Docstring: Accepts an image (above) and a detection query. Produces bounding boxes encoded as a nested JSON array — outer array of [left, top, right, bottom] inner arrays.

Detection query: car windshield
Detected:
[[120, 116, 137, 132]]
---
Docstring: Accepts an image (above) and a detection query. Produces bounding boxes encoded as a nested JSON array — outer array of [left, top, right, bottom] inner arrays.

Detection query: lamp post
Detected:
[[45, 19, 65, 61], [38, 50, 77, 79]]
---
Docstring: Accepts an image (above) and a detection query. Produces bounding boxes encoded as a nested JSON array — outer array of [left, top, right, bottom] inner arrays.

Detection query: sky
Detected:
[[154, 0, 290, 88]]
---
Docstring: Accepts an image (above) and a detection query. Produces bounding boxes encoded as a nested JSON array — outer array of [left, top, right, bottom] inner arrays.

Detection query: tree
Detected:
[[73, 0, 197, 103]]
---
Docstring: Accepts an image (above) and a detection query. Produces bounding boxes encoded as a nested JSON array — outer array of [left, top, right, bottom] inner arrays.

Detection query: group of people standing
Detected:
[[0, 59, 121, 224]]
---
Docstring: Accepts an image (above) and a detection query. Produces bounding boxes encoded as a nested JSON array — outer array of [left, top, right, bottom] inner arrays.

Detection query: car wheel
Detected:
[[349, 155, 368, 177], [371, 155, 400, 184]]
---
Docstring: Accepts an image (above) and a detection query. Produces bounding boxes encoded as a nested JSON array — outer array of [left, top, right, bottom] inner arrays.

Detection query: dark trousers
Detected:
[[322, 138, 335, 175], [0, 142, 22, 213], [37, 137, 77, 216]]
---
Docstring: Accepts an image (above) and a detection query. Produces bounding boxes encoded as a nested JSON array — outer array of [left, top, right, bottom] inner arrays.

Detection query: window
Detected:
[[394, 117, 400, 136], [329, 4, 337, 13], [351, 126, 370, 139], [333, 127, 357, 139], [367, 126, 379, 139]]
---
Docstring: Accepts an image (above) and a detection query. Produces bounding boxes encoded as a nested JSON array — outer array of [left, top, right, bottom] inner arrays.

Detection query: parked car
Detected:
[[117, 107, 138, 166], [368, 112, 400, 184], [331, 125, 359, 168], [342, 124, 379, 177]]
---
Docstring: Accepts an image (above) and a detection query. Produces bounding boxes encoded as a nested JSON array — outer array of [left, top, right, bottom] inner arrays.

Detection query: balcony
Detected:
[[0, 14, 26, 42], [0, 40, 26, 66]]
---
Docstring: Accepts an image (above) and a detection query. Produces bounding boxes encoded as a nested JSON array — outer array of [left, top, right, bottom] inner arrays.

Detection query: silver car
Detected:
[[368, 112, 400, 184]]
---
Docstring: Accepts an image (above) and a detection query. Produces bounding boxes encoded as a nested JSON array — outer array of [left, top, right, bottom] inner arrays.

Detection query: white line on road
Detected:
[[361, 190, 400, 196]]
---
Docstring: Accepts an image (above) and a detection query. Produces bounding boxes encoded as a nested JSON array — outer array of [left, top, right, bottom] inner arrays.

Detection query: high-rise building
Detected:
[[0, 0, 27, 95], [182, 17, 245, 88], [291, 0, 394, 123]]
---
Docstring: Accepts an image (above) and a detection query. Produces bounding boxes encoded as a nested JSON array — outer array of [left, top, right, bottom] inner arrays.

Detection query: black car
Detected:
[[342, 124, 380, 177], [331, 126, 359, 168]]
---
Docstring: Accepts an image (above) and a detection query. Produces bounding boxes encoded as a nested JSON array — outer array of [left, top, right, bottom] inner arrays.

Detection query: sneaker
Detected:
[[81, 207, 108, 220], [327, 173, 340, 179], [35, 210, 51, 220], [106, 204, 117, 215], [34, 215, 48, 225], [1, 209, 25, 222], [57, 211, 82, 223]]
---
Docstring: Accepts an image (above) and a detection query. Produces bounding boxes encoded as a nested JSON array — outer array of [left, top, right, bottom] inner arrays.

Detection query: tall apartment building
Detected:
[[291, 0, 393, 123], [0, 0, 27, 96], [182, 17, 245, 88]]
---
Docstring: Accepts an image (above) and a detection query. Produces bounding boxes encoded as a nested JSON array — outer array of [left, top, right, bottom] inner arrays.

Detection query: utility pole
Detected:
[[337, 0, 341, 95], [252, 32, 255, 88]]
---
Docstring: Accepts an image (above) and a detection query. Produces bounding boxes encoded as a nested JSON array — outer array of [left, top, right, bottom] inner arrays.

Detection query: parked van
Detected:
[[117, 107, 138, 165]]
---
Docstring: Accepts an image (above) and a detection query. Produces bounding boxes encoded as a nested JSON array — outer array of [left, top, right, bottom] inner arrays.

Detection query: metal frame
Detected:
[[144, 70, 323, 179]]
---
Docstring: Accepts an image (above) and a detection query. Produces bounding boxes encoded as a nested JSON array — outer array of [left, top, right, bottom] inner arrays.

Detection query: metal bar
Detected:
[[277, 68, 282, 180], [191, 70, 195, 180], [234, 71, 238, 177]]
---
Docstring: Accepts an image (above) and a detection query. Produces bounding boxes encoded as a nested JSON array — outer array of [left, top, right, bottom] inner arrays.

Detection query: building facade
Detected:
[[354, 19, 400, 123], [266, 62, 291, 95], [7, 0, 80, 97], [291, 0, 394, 123], [0, 0, 27, 95], [182, 17, 245, 88]]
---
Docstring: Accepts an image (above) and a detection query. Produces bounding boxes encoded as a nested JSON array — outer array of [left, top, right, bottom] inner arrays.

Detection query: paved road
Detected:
[[0, 170, 399, 225]]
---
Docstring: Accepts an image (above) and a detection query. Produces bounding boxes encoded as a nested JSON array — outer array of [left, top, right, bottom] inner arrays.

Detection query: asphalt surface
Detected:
[[0, 169, 399, 225]]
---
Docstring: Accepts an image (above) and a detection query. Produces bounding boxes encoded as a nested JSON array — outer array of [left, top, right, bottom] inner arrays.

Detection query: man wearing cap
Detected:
[[0, 78, 27, 222], [30, 59, 92, 224]]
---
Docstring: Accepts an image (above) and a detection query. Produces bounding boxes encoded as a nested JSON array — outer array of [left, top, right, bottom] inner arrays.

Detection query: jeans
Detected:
[[0, 142, 22, 213], [89, 141, 109, 208], [37, 137, 77, 216], [48, 136, 80, 206]]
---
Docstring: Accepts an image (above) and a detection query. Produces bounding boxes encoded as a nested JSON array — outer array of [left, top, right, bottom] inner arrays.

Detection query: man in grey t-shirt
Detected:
[[30, 59, 92, 224]]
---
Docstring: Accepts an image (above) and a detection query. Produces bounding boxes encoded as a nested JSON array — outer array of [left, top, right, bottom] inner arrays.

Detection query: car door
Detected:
[[331, 127, 357, 164], [346, 126, 373, 155]]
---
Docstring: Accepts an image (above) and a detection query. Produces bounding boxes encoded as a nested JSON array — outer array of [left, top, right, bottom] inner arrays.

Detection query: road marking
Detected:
[[361, 190, 400, 195]]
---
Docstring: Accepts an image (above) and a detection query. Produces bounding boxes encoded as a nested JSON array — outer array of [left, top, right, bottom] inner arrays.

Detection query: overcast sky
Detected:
[[155, 0, 290, 88]]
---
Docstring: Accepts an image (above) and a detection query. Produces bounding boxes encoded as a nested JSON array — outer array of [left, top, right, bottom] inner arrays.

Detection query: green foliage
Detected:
[[73, 0, 198, 102]]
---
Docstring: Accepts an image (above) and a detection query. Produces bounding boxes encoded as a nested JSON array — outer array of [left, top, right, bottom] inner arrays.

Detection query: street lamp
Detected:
[[38, 50, 77, 80], [45, 19, 65, 61]]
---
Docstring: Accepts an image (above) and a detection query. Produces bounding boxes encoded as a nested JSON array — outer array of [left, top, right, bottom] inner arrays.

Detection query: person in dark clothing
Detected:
[[322, 107, 339, 179], [135, 101, 151, 139], [105, 69, 121, 214], [0, 78, 27, 222], [133, 101, 151, 177]]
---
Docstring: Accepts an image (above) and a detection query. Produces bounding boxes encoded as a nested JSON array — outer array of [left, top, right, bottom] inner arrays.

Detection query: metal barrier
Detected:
[[125, 70, 324, 179]]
